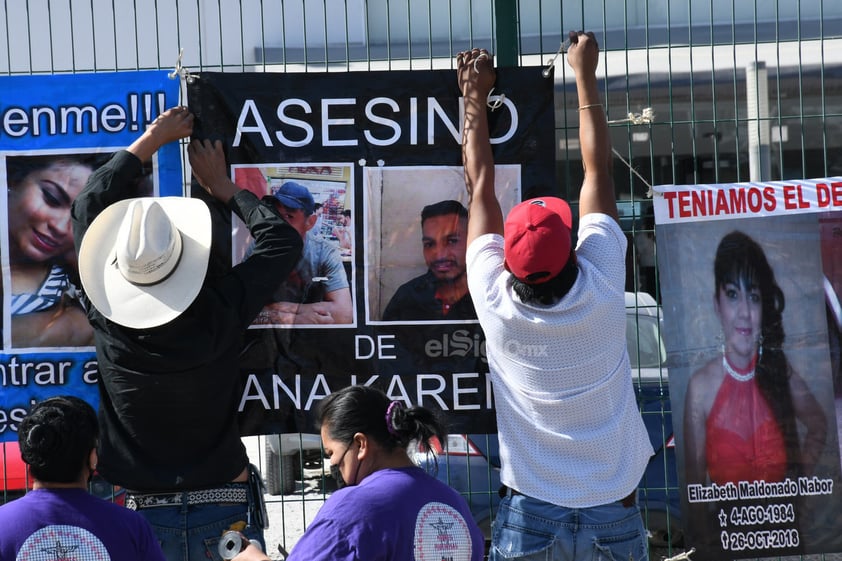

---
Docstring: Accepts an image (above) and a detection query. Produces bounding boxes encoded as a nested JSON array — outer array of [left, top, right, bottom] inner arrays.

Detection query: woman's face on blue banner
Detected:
[[8, 158, 92, 264]]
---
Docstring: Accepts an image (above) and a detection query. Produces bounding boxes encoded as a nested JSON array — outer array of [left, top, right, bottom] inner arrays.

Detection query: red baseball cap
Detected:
[[504, 197, 573, 284]]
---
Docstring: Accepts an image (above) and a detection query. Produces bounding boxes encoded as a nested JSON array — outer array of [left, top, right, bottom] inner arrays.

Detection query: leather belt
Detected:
[[499, 485, 637, 508], [125, 484, 248, 511]]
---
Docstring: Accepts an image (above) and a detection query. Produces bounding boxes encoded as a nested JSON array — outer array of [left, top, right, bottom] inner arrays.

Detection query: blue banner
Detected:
[[0, 71, 181, 441]]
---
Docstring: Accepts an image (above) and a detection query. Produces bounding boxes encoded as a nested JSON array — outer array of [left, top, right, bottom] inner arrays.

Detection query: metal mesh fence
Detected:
[[1, 1, 840, 559]]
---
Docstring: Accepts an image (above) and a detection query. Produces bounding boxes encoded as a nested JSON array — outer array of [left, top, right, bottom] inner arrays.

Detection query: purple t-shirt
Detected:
[[0, 488, 165, 561], [288, 466, 484, 561]]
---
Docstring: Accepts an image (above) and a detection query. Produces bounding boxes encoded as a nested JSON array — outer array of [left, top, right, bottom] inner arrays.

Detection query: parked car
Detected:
[[263, 433, 325, 495], [416, 292, 682, 548], [625, 291, 682, 547], [1, 440, 125, 505], [1, 441, 28, 504]]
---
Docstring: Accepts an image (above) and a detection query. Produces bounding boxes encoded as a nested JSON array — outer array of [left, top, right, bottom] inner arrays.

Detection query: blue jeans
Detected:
[[489, 492, 649, 561], [137, 493, 265, 561]]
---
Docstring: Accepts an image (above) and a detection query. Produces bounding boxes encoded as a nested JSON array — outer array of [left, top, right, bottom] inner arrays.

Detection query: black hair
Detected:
[[314, 202, 323, 210], [511, 250, 579, 305], [18, 396, 98, 484], [714, 230, 800, 472], [342, 209, 352, 218], [317, 385, 446, 453], [421, 200, 468, 225], [6, 153, 109, 188]]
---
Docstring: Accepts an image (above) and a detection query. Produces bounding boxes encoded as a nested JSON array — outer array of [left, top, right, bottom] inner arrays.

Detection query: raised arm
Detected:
[[72, 106, 195, 251], [566, 31, 618, 221], [188, 139, 242, 204], [458, 48, 504, 245], [127, 106, 194, 163]]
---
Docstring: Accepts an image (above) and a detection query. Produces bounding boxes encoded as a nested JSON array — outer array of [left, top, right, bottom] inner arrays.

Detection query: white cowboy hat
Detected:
[[78, 197, 211, 329]]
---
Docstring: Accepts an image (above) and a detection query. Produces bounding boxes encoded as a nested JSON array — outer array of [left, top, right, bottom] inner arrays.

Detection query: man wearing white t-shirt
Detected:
[[457, 32, 654, 561]]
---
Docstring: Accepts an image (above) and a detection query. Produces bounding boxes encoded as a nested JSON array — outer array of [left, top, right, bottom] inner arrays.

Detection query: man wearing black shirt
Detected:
[[71, 106, 303, 560]]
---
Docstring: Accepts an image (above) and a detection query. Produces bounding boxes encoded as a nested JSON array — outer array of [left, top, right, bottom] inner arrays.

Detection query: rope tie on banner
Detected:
[[167, 48, 193, 114], [472, 51, 488, 73], [542, 37, 572, 78], [607, 107, 656, 198], [486, 88, 504, 111], [168, 48, 194, 82], [612, 148, 655, 199], [471, 52, 505, 111]]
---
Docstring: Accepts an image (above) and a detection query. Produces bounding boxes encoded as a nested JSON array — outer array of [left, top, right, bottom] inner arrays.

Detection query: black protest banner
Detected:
[[187, 67, 555, 435]]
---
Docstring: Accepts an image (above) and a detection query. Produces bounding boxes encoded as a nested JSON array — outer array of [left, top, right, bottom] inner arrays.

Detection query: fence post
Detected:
[[494, 0, 519, 67], [746, 60, 771, 181]]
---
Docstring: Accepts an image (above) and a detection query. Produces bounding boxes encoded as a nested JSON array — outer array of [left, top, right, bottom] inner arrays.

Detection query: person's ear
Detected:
[[304, 213, 317, 232], [88, 448, 98, 473], [354, 432, 369, 460]]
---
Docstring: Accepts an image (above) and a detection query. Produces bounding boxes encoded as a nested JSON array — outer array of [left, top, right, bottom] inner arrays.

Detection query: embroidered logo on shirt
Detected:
[[18, 525, 110, 561], [414, 502, 473, 561]]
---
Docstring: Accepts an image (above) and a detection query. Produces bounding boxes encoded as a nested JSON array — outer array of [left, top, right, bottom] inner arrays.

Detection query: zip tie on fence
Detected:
[[663, 547, 695, 561], [542, 37, 571, 78]]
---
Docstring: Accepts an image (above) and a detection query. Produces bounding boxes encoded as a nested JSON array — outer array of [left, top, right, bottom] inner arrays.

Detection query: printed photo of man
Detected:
[[233, 167, 354, 327], [382, 200, 475, 321], [365, 165, 519, 324]]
